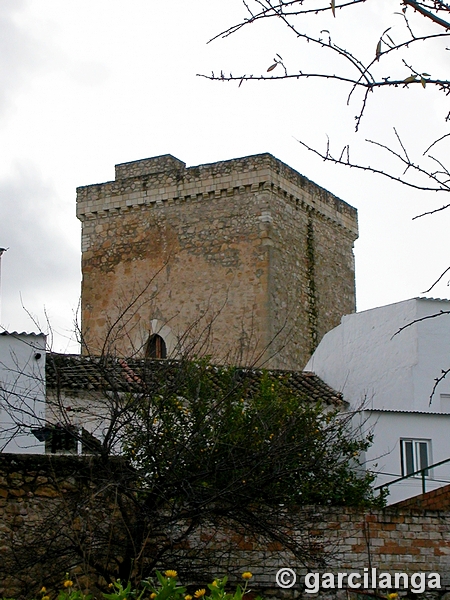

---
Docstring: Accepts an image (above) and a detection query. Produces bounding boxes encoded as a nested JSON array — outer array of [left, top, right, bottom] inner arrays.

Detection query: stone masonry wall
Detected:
[[77, 154, 358, 369], [0, 454, 132, 598], [1, 455, 450, 598]]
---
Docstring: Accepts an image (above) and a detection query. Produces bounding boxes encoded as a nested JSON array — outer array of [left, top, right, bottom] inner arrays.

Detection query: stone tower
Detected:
[[77, 153, 358, 369]]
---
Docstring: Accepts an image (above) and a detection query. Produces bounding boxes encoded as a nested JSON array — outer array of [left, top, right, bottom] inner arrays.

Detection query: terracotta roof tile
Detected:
[[45, 354, 343, 406]]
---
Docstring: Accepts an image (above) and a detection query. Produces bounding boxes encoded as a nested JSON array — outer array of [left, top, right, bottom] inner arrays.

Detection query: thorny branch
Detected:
[[296, 128, 450, 195], [201, 0, 450, 194], [200, 0, 450, 204], [201, 1, 450, 127]]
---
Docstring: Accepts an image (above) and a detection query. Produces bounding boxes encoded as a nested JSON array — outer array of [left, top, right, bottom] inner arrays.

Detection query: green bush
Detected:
[[21, 570, 258, 600]]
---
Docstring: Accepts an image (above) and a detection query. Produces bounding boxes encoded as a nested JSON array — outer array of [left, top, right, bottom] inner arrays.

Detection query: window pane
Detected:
[[418, 441, 429, 476], [404, 441, 414, 475], [45, 427, 78, 454]]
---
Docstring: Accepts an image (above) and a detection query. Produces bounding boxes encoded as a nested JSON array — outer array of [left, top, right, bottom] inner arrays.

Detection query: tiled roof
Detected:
[[45, 354, 343, 406], [415, 296, 450, 303], [368, 408, 449, 415], [0, 330, 45, 337]]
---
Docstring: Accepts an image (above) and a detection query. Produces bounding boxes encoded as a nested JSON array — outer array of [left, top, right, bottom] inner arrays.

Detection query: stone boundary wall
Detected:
[[76, 154, 358, 236], [0, 454, 131, 598], [2, 455, 449, 598]]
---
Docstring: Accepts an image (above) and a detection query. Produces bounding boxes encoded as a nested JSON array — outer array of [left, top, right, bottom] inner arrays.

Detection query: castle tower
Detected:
[[77, 153, 358, 369]]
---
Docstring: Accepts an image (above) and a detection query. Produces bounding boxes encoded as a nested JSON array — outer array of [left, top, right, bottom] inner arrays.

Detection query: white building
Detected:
[[0, 331, 46, 453], [305, 297, 450, 504]]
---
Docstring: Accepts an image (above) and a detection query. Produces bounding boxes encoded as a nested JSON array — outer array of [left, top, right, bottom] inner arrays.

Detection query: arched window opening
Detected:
[[146, 333, 167, 359]]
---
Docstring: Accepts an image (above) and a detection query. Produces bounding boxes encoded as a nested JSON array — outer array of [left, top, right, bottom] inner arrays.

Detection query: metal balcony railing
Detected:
[[375, 456, 450, 496]]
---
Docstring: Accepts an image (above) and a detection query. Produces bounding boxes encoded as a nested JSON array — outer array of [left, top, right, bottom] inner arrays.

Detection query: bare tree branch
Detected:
[[403, 0, 450, 29], [422, 266, 450, 293], [202, 0, 450, 126]]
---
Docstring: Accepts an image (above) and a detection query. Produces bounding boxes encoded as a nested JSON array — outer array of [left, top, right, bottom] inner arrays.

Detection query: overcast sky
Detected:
[[0, 0, 449, 353]]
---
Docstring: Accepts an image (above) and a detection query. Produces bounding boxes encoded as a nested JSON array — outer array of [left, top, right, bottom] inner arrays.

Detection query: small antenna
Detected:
[[0, 247, 9, 325]]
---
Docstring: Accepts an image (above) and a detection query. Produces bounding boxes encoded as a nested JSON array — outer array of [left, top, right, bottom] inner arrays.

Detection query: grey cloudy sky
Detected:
[[0, 0, 449, 352]]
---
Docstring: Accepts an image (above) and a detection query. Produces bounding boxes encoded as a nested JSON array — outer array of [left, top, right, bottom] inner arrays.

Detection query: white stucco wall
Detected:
[[413, 298, 450, 410], [0, 332, 46, 453], [305, 298, 450, 411], [362, 410, 450, 504], [305, 297, 450, 504]]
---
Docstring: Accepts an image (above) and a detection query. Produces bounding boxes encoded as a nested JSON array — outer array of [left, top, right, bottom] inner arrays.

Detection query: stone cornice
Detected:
[[77, 153, 358, 238]]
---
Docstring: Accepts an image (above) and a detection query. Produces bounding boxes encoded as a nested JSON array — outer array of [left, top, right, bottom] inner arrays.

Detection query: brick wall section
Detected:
[[197, 507, 450, 590], [1, 455, 450, 597], [77, 154, 358, 369], [393, 483, 450, 510]]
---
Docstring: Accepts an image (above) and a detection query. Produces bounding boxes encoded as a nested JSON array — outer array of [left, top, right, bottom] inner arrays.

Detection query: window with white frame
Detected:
[[400, 439, 431, 477]]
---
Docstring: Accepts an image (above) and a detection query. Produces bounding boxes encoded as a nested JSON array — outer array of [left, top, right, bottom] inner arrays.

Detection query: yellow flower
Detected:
[[165, 570, 177, 579], [40, 588, 47, 594], [64, 580, 74, 588], [387, 595, 398, 600], [150, 594, 157, 599], [211, 581, 218, 587], [194, 590, 206, 598], [242, 572, 253, 580], [42, 596, 50, 600], [185, 596, 193, 600]]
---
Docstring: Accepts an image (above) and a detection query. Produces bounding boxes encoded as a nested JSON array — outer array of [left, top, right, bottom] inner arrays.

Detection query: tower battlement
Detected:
[[77, 153, 357, 236]]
